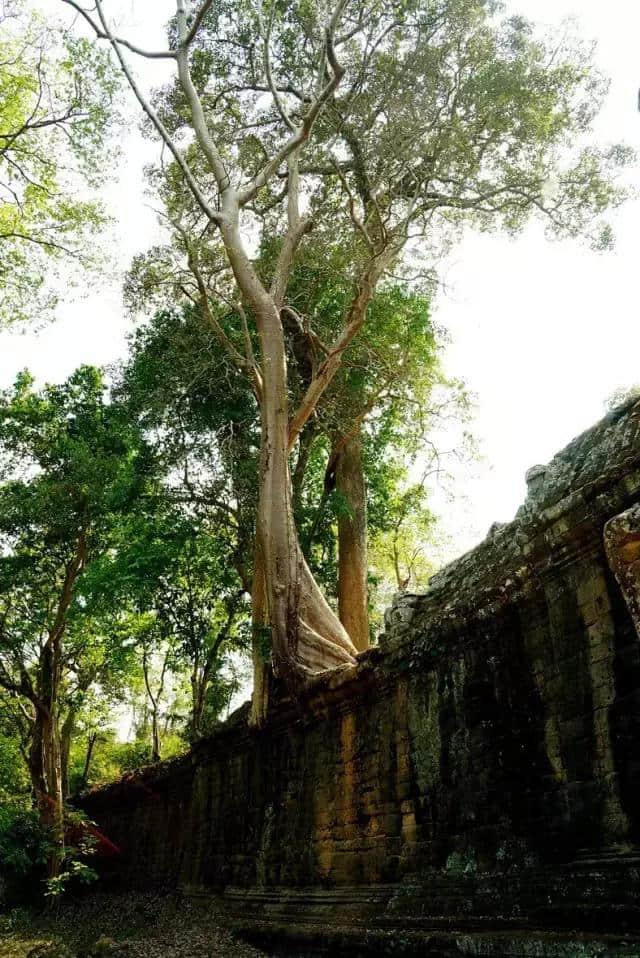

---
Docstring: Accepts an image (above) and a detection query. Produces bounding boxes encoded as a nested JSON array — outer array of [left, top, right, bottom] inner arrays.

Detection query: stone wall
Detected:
[[83, 398, 640, 955]]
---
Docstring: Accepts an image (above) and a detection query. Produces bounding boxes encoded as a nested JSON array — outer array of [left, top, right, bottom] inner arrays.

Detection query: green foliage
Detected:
[[68, 733, 163, 790], [0, 3, 121, 326], [44, 809, 98, 899], [86, 499, 251, 742], [0, 366, 160, 848], [145, 0, 631, 262], [44, 859, 98, 899], [0, 727, 29, 798], [119, 305, 259, 593], [0, 801, 49, 880], [0, 365, 155, 683], [0, 358, 253, 790]]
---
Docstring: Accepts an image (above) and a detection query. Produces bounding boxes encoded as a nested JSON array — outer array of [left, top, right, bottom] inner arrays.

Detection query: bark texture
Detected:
[[336, 434, 370, 652], [253, 298, 358, 689], [60, 707, 76, 800], [250, 547, 271, 728]]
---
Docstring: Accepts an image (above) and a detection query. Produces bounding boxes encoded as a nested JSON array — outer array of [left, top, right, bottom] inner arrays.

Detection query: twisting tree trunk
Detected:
[[142, 647, 168, 763], [254, 298, 357, 689], [335, 432, 370, 652]]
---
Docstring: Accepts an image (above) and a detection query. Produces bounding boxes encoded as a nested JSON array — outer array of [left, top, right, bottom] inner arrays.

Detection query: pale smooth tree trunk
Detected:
[[335, 432, 370, 652], [73, 0, 397, 729], [253, 300, 358, 694]]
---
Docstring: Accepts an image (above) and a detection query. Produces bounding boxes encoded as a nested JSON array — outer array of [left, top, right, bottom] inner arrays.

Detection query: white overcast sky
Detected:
[[1, 0, 638, 563]]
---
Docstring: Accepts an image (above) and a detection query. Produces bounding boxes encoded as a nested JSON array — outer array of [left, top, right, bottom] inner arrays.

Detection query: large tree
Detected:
[[0, 367, 152, 869], [121, 267, 459, 720], [124, 241, 455, 614], [277, 243, 464, 648], [62, 0, 631, 714]]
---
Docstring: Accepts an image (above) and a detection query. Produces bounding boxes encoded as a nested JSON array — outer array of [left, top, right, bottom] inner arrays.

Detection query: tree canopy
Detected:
[[55, 0, 632, 718], [0, 3, 120, 326]]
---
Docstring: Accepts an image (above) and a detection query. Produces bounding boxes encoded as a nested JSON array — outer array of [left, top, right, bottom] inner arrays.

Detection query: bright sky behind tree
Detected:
[[0, 0, 638, 563]]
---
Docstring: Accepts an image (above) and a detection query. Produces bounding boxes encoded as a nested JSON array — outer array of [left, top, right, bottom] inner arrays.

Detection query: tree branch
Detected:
[[61, 0, 177, 58], [237, 0, 347, 206], [263, 8, 295, 133], [181, 0, 215, 49], [83, 0, 223, 226], [270, 151, 313, 306], [175, 0, 234, 201], [287, 247, 394, 450]]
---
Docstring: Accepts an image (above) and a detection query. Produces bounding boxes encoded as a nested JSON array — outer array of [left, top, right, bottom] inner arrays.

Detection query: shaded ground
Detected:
[[0, 891, 274, 958], [4, 892, 640, 958]]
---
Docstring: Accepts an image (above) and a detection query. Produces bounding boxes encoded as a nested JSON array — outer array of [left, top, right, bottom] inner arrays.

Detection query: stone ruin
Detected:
[[82, 397, 640, 956]]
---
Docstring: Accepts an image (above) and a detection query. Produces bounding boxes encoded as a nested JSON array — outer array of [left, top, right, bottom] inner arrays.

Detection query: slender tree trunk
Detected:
[[142, 648, 166, 762], [335, 432, 370, 652], [250, 544, 271, 727], [38, 641, 64, 879], [79, 732, 98, 792], [27, 701, 64, 880], [28, 710, 48, 829], [151, 708, 161, 762], [191, 668, 205, 740], [42, 710, 64, 878], [60, 707, 76, 800]]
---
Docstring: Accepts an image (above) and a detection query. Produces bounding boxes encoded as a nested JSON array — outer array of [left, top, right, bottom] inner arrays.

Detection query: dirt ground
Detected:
[[0, 891, 281, 958]]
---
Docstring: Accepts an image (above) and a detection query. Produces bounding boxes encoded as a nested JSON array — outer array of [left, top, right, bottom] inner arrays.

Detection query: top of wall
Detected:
[[382, 397, 640, 648], [514, 394, 640, 516]]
